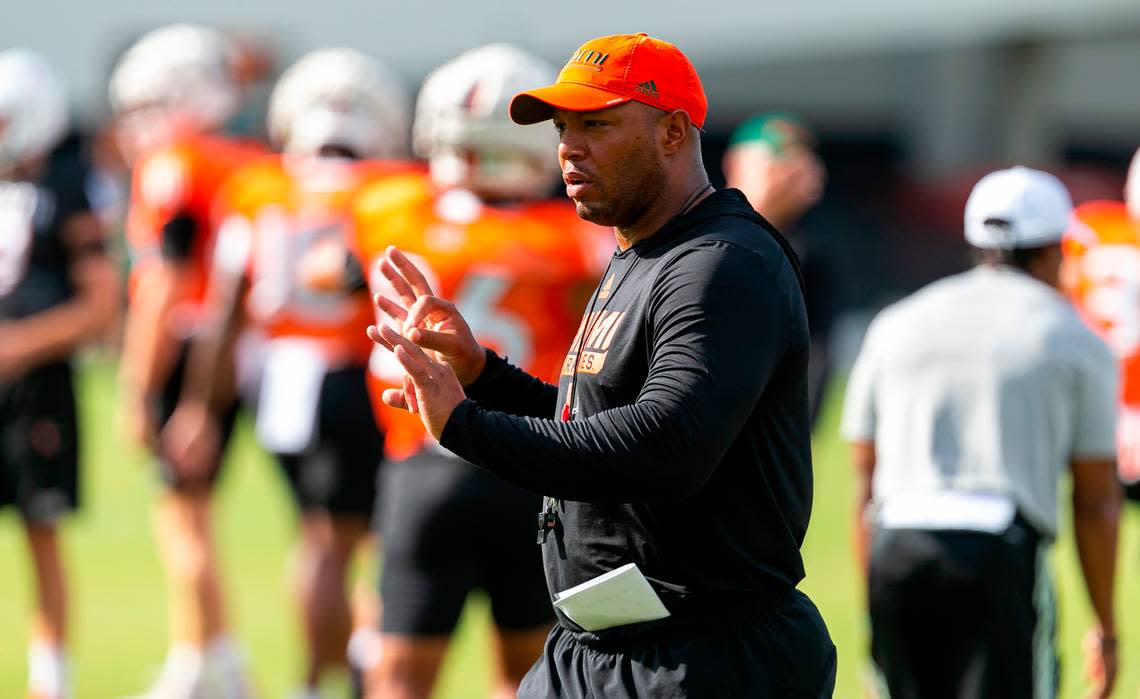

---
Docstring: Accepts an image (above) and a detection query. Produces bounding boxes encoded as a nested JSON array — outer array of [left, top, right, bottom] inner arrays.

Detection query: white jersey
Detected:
[[841, 265, 1117, 536]]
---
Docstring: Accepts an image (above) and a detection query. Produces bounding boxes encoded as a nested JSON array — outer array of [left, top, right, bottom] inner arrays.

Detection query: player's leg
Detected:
[[137, 352, 247, 699], [154, 489, 227, 646], [981, 518, 1053, 699], [24, 523, 71, 699], [9, 363, 81, 699], [280, 365, 383, 695], [368, 455, 478, 699], [290, 509, 369, 688], [24, 521, 68, 641], [347, 534, 383, 699], [868, 527, 975, 698], [489, 627, 551, 699], [869, 522, 1043, 699], [479, 474, 554, 698]]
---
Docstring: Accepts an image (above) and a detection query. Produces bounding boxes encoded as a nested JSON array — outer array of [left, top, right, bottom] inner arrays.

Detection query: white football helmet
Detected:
[[414, 44, 559, 200], [0, 50, 69, 175], [109, 24, 240, 155], [1127, 147, 1140, 221], [267, 48, 409, 160]]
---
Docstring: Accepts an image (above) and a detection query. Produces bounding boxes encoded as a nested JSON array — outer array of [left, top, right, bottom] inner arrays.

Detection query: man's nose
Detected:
[[558, 132, 586, 162]]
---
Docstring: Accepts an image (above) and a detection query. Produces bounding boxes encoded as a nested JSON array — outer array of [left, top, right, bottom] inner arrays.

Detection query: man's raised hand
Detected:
[[371, 323, 465, 439], [367, 246, 487, 385]]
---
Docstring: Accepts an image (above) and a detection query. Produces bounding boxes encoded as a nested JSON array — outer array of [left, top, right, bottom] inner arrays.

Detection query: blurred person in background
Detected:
[[160, 47, 413, 699], [842, 167, 1122, 698], [348, 44, 604, 699], [723, 113, 836, 426], [0, 49, 119, 699], [1064, 148, 1140, 504], [110, 23, 266, 699]]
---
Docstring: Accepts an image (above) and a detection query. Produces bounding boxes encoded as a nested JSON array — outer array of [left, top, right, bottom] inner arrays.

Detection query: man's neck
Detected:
[[979, 261, 1060, 291], [613, 175, 713, 251]]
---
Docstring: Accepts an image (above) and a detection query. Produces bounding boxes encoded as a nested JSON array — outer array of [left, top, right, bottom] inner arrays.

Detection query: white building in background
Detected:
[[4, 0, 1140, 170]]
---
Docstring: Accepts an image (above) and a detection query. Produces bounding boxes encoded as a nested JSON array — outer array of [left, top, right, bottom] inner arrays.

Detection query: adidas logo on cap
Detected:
[[634, 80, 659, 100]]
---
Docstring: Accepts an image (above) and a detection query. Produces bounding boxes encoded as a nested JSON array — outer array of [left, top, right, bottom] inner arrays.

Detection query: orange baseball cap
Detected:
[[509, 33, 707, 129]]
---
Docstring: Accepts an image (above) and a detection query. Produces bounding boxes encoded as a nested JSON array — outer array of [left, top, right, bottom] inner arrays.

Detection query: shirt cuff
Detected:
[[439, 398, 479, 459], [463, 348, 508, 402]]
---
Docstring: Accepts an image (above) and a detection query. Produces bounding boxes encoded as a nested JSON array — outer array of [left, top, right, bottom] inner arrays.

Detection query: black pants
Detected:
[[869, 518, 1056, 699], [519, 588, 836, 698]]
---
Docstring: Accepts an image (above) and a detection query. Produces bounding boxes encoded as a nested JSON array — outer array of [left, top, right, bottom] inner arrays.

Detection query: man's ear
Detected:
[[659, 109, 692, 156]]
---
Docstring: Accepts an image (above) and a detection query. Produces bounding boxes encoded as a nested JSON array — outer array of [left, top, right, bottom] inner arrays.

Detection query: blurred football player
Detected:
[[1065, 151, 1140, 504], [0, 50, 118, 699], [349, 45, 605, 699], [110, 23, 265, 699], [1063, 151, 1140, 695], [160, 47, 413, 698]]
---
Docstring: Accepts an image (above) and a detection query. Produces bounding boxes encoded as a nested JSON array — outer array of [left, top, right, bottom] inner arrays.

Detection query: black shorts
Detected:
[[519, 588, 836, 698], [276, 366, 382, 518], [154, 342, 240, 492], [868, 517, 1056, 699], [1124, 479, 1140, 504], [0, 362, 79, 523], [378, 452, 554, 636]]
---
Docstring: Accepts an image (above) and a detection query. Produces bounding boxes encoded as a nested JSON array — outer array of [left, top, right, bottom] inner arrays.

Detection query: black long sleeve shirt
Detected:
[[440, 188, 814, 627]]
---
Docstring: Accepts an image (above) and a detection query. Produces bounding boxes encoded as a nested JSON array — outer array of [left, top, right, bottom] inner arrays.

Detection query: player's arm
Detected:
[[384, 242, 796, 503], [838, 317, 880, 583], [0, 210, 118, 372], [1071, 456, 1121, 698], [1071, 457, 1121, 638], [118, 213, 195, 443], [158, 215, 253, 475], [1068, 338, 1122, 698], [176, 245, 249, 412], [848, 441, 876, 581]]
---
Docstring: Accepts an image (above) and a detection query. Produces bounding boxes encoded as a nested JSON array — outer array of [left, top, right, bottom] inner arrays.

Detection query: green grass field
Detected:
[[1, 360, 1138, 698]]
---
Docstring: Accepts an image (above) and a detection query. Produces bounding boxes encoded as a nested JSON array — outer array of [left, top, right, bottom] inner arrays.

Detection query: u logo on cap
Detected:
[[570, 49, 610, 67]]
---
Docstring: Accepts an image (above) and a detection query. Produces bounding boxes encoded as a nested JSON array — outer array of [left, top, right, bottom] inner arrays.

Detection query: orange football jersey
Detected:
[[126, 132, 266, 322], [212, 155, 417, 365], [351, 173, 609, 459], [1065, 200, 1140, 483]]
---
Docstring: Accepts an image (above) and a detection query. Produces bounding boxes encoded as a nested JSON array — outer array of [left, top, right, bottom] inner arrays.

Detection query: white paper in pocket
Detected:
[[553, 563, 671, 632], [256, 339, 326, 454]]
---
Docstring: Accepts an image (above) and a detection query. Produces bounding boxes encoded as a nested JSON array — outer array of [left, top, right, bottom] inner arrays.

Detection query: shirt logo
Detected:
[[561, 310, 626, 376], [597, 272, 615, 299], [634, 80, 659, 99]]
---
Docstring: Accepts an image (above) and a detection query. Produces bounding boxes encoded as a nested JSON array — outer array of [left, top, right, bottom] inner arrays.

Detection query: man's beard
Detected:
[[574, 151, 667, 229]]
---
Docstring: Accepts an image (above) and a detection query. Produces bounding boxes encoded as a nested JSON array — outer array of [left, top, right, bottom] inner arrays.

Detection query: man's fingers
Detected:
[[387, 246, 435, 297], [404, 295, 457, 332], [374, 294, 408, 324], [403, 373, 419, 414], [394, 344, 434, 384], [408, 326, 463, 355], [366, 325, 394, 351], [378, 258, 419, 308], [378, 324, 433, 376], [381, 387, 409, 411]]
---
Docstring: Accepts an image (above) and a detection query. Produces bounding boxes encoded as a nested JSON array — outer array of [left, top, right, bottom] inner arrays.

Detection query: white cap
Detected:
[[964, 166, 1073, 250]]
